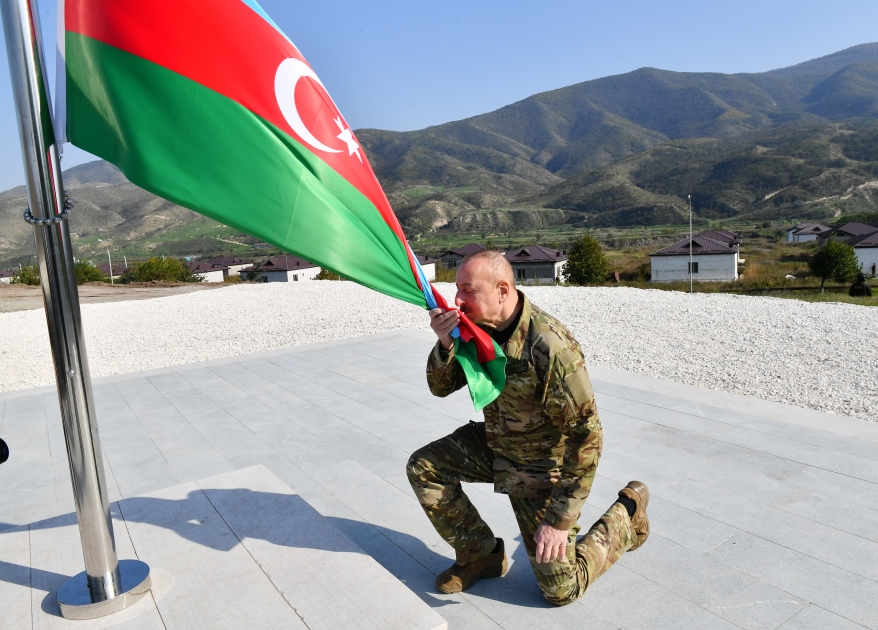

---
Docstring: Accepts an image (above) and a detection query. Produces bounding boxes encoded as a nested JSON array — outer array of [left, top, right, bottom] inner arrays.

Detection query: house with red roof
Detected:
[[416, 255, 440, 282], [504, 245, 567, 284], [239, 255, 322, 282], [187, 261, 225, 283], [787, 222, 831, 243], [819, 222, 878, 245], [439, 243, 486, 269], [650, 231, 742, 283], [203, 256, 253, 279], [849, 231, 878, 278]]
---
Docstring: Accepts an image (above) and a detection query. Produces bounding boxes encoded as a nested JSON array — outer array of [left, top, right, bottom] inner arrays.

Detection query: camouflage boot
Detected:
[[618, 481, 650, 551], [436, 538, 508, 594]]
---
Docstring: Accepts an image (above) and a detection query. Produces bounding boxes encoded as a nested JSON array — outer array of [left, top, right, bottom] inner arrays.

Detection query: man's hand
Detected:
[[534, 522, 568, 564], [429, 308, 460, 351]]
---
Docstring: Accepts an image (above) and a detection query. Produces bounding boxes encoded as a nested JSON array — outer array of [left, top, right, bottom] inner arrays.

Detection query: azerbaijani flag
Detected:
[[56, 0, 506, 410]]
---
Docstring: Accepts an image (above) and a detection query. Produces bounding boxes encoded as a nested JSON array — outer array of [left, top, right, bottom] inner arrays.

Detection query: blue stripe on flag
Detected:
[[238, 0, 294, 45], [408, 244, 459, 339]]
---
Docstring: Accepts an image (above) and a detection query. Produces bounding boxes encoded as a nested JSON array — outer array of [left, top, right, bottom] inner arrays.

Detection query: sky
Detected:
[[1, 0, 877, 191]]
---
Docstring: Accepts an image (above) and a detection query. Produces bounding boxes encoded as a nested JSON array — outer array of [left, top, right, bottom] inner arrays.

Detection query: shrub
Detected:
[[315, 268, 343, 281], [74, 260, 106, 285], [12, 265, 40, 285], [808, 240, 860, 292], [126, 257, 202, 283], [434, 266, 457, 283], [563, 233, 611, 285]]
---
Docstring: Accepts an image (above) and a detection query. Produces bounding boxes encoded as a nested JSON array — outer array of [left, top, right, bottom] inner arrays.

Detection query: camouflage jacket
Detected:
[[427, 293, 602, 530]]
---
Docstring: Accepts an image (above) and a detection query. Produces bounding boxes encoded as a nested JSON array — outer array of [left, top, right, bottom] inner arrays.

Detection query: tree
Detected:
[[808, 240, 860, 293], [562, 233, 611, 285], [125, 257, 202, 283], [74, 260, 106, 285], [12, 265, 40, 285], [315, 268, 343, 280]]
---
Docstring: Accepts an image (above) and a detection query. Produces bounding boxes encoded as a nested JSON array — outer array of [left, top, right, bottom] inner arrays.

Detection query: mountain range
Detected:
[[2, 43, 878, 266]]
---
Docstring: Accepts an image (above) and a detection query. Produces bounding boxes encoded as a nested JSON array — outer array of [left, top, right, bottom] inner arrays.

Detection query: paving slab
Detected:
[[0, 465, 447, 630], [2, 329, 877, 629]]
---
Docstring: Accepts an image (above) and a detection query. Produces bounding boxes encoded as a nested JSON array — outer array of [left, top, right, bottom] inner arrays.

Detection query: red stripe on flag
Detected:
[[431, 288, 498, 364], [65, 0, 408, 252]]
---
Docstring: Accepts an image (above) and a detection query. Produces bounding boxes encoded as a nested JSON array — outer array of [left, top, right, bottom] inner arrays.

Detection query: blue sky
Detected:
[[1, 0, 877, 191]]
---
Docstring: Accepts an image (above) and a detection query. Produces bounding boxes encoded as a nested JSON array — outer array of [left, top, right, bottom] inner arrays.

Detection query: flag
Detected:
[[57, 0, 506, 410]]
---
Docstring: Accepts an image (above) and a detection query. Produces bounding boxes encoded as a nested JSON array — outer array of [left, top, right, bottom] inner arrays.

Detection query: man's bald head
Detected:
[[453, 250, 518, 327], [458, 250, 515, 286]]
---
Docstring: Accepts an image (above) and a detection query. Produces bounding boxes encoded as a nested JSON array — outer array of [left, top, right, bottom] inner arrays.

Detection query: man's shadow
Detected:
[[1, 487, 554, 614]]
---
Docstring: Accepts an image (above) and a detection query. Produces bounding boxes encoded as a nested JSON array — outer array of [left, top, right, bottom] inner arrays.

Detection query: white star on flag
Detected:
[[334, 117, 362, 162]]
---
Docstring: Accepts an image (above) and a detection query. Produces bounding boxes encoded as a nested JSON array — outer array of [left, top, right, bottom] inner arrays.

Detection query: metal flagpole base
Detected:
[[57, 560, 152, 620]]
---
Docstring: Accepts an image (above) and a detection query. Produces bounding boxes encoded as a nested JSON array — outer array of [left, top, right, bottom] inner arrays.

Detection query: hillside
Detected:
[[3, 43, 878, 266], [535, 120, 878, 226], [0, 161, 247, 267], [360, 43, 878, 230]]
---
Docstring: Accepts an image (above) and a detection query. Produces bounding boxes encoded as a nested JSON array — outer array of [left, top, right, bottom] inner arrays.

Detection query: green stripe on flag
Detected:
[[453, 338, 506, 412], [65, 33, 424, 307]]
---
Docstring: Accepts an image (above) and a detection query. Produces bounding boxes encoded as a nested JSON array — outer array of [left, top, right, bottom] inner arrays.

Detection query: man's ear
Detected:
[[497, 279, 510, 302]]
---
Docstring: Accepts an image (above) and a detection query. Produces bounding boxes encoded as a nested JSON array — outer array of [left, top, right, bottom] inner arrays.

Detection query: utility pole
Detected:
[[106, 246, 114, 286], [1, 0, 150, 619], [688, 194, 693, 294]]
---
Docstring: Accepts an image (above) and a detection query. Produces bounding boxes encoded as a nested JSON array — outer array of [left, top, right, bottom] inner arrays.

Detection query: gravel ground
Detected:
[[0, 282, 874, 421]]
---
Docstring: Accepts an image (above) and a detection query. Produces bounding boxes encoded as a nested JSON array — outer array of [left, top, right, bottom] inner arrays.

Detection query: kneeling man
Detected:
[[407, 250, 649, 605]]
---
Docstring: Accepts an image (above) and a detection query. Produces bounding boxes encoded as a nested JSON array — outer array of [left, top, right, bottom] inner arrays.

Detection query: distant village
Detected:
[[2, 220, 876, 287]]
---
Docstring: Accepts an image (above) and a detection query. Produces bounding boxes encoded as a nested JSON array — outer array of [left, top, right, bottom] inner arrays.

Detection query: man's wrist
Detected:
[[433, 340, 454, 363], [542, 510, 576, 531]]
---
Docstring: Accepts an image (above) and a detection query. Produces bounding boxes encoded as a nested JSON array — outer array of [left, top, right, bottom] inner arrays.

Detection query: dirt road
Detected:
[[0, 282, 231, 313]]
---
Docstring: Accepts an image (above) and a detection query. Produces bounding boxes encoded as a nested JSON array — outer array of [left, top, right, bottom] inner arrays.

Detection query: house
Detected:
[[819, 222, 878, 245], [96, 263, 128, 281], [787, 222, 830, 243], [650, 231, 741, 283], [416, 255, 440, 282], [187, 262, 225, 283], [439, 243, 485, 269], [0, 270, 14, 284], [204, 256, 253, 279], [849, 231, 878, 277], [240, 255, 321, 282], [504, 245, 567, 284]]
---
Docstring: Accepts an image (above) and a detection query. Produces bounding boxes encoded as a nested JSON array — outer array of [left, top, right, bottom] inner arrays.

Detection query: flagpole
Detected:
[[688, 194, 693, 295], [106, 246, 114, 285], [0, 0, 150, 619]]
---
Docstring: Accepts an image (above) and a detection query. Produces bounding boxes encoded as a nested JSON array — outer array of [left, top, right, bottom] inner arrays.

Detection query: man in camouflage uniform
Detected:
[[406, 250, 650, 605]]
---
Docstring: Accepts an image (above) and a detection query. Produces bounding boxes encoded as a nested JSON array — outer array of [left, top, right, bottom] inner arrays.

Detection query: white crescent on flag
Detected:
[[275, 58, 342, 154]]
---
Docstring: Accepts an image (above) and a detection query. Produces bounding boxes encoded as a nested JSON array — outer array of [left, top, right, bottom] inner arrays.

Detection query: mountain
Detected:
[[358, 43, 878, 230], [0, 162, 227, 267], [0, 159, 128, 200], [3, 43, 878, 266], [534, 120, 878, 226]]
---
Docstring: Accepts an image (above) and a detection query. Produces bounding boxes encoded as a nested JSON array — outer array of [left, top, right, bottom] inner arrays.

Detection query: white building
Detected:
[[97, 263, 128, 281], [850, 231, 878, 277], [439, 243, 485, 269], [204, 256, 253, 279], [241, 255, 322, 282], [787, 223, 830, 243], [417, 255, 439, 282], [0, 270, 14, 284], [188, 262, 225, 283], [650, 231, 742, 283], [822, 222, 878, 245], [505, 245, 567, 284]]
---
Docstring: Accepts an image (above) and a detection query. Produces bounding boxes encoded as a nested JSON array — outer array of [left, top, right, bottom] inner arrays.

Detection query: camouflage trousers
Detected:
[[406, 421, 637, 606]]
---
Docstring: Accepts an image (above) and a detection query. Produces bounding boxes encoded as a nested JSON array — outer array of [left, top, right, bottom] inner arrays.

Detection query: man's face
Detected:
[[454, 260, 503, 325]]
